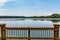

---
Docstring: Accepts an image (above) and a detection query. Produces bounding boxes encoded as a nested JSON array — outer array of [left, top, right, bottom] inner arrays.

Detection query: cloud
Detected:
[[0, 0, 15, 6]]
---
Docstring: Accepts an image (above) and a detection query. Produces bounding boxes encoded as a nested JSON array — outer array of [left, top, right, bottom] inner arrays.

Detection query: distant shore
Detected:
[[0, 14, 60, 18]]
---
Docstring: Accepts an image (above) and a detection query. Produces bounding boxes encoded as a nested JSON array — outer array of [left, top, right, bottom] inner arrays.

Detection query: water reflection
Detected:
[[5, 20, 53, 28], [0, 18, 60, 27], [50, 20, 60, 22]]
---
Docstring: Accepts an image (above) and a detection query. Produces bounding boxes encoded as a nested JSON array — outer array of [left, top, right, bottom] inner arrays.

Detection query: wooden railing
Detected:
[[0, 24, 60, 40]]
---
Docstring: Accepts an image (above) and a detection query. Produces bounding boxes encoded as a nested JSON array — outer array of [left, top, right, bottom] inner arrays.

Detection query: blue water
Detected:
[[0, 18, 60, 38]]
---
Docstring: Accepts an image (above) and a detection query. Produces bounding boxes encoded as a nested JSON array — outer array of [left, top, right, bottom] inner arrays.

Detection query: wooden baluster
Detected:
[[28, 29, 30, 40]]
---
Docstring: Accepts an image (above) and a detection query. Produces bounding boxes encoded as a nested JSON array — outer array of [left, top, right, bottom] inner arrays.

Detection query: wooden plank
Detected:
[[5, 37, 54, 39], [6, 27, 54, 30], [0, 37, 55, 39], [56, 38, 60, 40], [6, 37, 28, 39]]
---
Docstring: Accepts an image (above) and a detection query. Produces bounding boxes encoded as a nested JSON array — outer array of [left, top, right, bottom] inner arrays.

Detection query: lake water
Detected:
[[0, 18, 60, 26], [0, 18, 60, 39]]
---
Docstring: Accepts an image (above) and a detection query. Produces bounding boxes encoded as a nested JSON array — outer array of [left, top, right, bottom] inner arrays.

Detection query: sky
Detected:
[[0, 0, 60, 16]]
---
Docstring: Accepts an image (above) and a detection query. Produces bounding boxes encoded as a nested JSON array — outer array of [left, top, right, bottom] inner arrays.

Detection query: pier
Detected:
[[0, 24, 60, 40]]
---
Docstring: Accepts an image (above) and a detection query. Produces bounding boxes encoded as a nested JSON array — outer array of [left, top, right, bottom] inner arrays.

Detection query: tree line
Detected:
[[0, 14, 60, 18]]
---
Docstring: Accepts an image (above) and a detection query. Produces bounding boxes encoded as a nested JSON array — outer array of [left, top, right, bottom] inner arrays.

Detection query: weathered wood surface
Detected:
[[0, 24, 60, 40]]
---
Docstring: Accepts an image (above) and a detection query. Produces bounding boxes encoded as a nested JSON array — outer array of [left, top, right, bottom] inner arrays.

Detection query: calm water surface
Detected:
[[0, 18, 60, 26], [0, 18, 60, 38]]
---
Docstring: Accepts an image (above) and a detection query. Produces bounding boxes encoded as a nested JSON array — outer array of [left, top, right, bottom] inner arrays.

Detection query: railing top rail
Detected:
[[0, 24, 6, 26], [0, 24, 60, 29], [54, 24, 60, 26], [6, 27, 54, 30]]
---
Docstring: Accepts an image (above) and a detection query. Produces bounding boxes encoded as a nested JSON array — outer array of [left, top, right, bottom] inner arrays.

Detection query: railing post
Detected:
[[54, 25, 59, 40], [28, 28, 30, 40], [1, 24, 6, 40]]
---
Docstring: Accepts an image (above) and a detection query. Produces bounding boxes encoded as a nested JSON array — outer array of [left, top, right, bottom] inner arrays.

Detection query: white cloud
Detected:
[[0, 0, 15, 6], [0, 0, 8, 3]]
